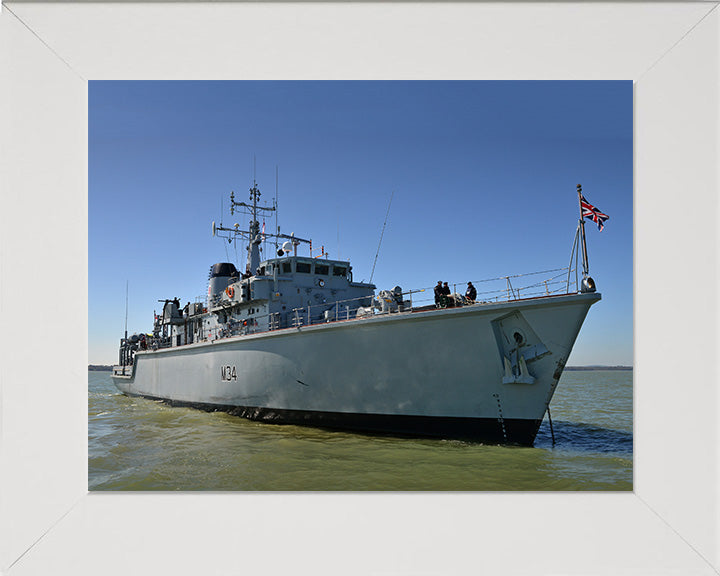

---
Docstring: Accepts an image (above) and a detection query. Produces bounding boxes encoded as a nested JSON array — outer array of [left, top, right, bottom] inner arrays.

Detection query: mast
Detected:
[[274, 166, 279, 256], [577, 183, 589, 277], [246, 181, 262, 274], [215, 178, 312, 273]]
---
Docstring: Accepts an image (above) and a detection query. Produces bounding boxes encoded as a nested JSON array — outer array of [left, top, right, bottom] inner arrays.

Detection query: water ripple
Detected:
[[89, 369, 633, 491]]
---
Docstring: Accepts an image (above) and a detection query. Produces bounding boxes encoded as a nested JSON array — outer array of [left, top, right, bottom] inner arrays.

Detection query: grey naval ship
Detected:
[[113, 182, 602, 446]]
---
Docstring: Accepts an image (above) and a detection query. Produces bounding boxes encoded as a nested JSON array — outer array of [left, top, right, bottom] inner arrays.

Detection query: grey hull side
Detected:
[[113, 293, 600, 444]]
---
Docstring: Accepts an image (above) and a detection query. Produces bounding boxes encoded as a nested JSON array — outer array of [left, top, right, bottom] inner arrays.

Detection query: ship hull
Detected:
[[113, 292, 600, 445]]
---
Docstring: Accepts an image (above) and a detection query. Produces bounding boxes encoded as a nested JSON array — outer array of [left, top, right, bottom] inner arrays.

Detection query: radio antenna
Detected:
[[370, 190, 394, 283], [221, 195, 229, 261], [124, 280, 129, 341]]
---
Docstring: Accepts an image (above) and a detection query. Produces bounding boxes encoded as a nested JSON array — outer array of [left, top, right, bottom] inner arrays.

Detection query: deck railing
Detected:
[[407, 266, 577, 309], [128, 265, 579, 356]]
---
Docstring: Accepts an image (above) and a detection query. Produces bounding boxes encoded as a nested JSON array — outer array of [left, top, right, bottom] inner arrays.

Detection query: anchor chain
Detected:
[[547, 406, 556, 447]]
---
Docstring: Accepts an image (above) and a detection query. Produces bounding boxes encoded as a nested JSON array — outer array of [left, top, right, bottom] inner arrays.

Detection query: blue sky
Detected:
[[89, 81, 632, 365]]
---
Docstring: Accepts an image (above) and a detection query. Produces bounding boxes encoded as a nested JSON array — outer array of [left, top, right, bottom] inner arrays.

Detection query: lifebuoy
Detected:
[[226, 286, 235, 298]]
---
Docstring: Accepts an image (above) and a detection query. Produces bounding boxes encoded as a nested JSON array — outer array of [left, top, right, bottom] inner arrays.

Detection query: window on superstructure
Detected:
[[315, 264, 329, 276], [332, 266, 347, 277], [282, 262, 291, 274], [296, 262, 311, 274]]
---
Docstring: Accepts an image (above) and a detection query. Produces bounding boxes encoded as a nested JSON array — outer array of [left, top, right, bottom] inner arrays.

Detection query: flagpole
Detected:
[[577, 183, 589, 277]]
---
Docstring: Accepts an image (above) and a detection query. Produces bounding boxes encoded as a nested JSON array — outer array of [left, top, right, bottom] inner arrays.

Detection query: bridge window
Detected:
[[315, 264, 329, 275], [332, 266, 347, 277], [296, 262, 311, 274], [282, 262, 291, 274]]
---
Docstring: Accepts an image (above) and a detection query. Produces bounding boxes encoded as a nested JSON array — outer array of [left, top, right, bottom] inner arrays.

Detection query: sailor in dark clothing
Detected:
[[434, 281, 444, 307], [442, 282, 453, 307], [465, 281, 477, 303]]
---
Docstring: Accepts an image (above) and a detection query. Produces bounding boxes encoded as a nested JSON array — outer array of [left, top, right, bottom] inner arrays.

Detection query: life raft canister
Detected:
[[226, 285, 235, 298]]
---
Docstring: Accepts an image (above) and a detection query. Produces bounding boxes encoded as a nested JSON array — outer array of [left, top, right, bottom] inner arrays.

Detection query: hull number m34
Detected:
[[221, 365, 237, 381]]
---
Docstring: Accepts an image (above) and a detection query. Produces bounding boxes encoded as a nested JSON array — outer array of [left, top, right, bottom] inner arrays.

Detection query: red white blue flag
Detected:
[[581, 196, 609, 231]]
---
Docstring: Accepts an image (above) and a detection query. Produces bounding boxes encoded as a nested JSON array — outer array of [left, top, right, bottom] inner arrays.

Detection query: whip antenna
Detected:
[[122, 280, 129, 375], [124, 280, 129, 341], [370, 190, 394, 283], [221, 195, 230, 262]]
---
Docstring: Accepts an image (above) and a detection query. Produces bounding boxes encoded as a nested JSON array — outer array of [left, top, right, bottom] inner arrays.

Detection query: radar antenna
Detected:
[[212, 179, 312, 276]]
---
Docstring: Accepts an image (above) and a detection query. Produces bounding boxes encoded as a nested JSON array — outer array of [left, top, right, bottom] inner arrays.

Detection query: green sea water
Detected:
[[88, 369, 632, 491]]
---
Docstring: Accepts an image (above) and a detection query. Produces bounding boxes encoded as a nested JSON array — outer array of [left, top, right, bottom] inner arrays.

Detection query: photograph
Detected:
[[88, 80, 632, 491], [4, 2, 718, 573]]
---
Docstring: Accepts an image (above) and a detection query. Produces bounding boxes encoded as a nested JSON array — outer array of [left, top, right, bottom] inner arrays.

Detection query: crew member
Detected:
[[465, 281, 477, 303], [442, 282, 453, 307], [434, 281, 444, 307]]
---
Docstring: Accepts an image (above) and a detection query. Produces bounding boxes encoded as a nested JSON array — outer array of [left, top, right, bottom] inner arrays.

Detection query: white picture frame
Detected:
[[1, 2, 718, 574]]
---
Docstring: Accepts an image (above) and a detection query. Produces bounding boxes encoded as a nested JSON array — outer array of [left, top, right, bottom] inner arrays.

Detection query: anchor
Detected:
[[502, 351, 536, 385]]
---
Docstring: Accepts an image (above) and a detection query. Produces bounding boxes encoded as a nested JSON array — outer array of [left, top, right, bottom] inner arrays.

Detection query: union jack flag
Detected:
[[581, 195, 609, 231]]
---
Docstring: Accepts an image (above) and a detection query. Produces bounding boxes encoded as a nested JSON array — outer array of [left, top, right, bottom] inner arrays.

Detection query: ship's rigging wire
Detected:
[[473, 266, 568, 283], [370, 190, 394, 284]]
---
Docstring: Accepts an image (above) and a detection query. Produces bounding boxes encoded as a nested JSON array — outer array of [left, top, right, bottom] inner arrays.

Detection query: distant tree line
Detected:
[[565, 366, 632, 371], [88, 365, 113, 371]]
